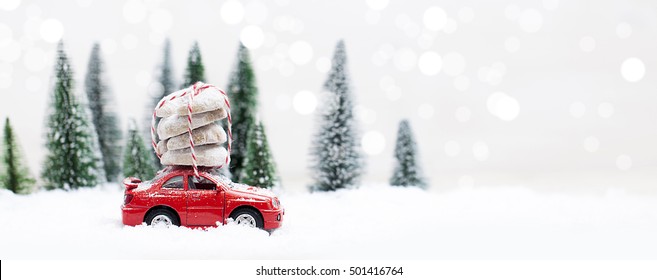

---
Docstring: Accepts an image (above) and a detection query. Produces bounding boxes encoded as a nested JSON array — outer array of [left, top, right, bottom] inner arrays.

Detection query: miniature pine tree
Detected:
[[0, 118, 35, 194], [123, 119, 156, 180], [241, 120, 278, 189], [85, 43, 122, 182], [309, 40, 363, 192], [42, 42, 100, 190], [182, 41, 205, 87], [226, 43, 258, 181], [146, 38, 176, 169], [390, 120, 427, 188]]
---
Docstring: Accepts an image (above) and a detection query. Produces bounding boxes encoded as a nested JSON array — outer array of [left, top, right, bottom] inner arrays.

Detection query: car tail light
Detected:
[[124, 194, 134, 205]]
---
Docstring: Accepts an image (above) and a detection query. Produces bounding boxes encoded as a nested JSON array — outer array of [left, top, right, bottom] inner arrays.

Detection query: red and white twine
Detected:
[[151, 82, 232, 177]]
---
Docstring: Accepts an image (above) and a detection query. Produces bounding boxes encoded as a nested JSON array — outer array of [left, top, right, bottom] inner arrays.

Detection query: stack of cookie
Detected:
[[154, 85, 229, 167]]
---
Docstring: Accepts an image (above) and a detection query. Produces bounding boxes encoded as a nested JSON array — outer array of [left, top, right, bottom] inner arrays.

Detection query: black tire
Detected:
[[230, 208, 264, 229], [145, 208, 180, 227]]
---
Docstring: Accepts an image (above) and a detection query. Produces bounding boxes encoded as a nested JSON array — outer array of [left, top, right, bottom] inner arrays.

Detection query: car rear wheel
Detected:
[[145, 209, 180, 227], [230, 208, 263, 229]]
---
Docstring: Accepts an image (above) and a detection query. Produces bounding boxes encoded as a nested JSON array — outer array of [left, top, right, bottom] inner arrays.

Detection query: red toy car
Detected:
[[121, 166, 284, 230]]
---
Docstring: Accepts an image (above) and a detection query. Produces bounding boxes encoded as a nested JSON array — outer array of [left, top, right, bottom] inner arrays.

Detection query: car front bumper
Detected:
[[261, 208, 285, 230]]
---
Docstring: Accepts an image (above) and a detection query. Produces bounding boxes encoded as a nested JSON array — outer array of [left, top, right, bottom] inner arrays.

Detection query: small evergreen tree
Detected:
[[309, 40, 363, 192], [0, 118, 35, 194], [182, 41, 205, 87], [226, 43, 258, 181], [241, 120, 278, 189], [42, 42, 100, 190], [146, 38, 176, 169], [123, 119, 156, 180], [390, 120, 427, 188], [85, 43, 122, 182]]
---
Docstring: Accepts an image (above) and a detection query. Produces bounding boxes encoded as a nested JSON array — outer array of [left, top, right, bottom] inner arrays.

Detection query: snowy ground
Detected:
[[1, 185, 657, 259]]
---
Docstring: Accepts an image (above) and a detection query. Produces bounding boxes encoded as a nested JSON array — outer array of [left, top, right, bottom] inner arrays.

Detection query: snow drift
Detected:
[[1, 185, 656, 259]]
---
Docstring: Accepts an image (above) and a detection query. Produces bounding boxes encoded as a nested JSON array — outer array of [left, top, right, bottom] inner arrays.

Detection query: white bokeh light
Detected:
[[616, 154, 632, 171], [444, 140, 460, 157], [293, 90, 317, 115], [487, 92, 519, 121], [123, 0, 147, 24], [418, 51, 441, 76], [442, 52, 465, 77], [393, 48, 416, 72], [0, 0, 21, 11], [366, 0, 389, 10], [597, 102, 614, 118], [583, 136, 599, 153], [0, 23, 12, 47], [40, 18, 64, 43], [518, 9, 543, 33], [315, 57, 330, 73], [454, 75, 470, 91], [240, 25, 265, 49], [579, 36, 595, 52], [221, 0, 244, 25], [472, 141, 489, 161], [423, 6, 447, 31], [505, 37, 520, 53], [458, 7, 474, 23], [569, 102, 586, 118], [621, 57, 645, 83], [455, 106, 471, 122], [443, 18, 458, 34], [616, 22, 632, 39], [362, 131, 386, 156], [288, 41, 313, 65], [418, 103, 434, 119], [149, 9, 173, 33], [23, 48, 47, 72]]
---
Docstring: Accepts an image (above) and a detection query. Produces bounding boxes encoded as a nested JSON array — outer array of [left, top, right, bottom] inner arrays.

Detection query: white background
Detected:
[[1, 0, 656, 193]]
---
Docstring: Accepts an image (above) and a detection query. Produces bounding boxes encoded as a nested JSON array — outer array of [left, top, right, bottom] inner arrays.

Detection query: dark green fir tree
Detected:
[[226, 43, 258, 181], [182, 41, 205, 87], [42, 42, 100, 190], [241, 120, 278, 189], [309, 40, 363, 191], [85, 43, 122, 182], [390, 120, 427, 188], [146, 38, 176, 169], [123, 119, 156, 180], [0, 118, 35, 194]]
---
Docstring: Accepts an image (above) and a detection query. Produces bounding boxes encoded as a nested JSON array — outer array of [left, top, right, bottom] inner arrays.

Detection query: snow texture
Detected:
[[166, 123, 227, 151], [155, 86, 227, 118], [1, 185, 656, 259], [156, 108, 227, 140], [160, 145, 228, 167]]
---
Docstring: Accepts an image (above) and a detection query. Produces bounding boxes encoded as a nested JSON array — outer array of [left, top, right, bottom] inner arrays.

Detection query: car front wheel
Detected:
[[145, 209, 180, 227], [230, 208, 264, 229]]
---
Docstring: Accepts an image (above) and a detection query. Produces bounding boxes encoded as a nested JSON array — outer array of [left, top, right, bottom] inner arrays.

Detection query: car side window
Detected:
[[188, 175, 216, 191], [162, 176, 184, 189]]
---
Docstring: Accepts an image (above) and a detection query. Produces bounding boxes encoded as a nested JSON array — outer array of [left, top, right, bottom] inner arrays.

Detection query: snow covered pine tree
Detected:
[[42, 42, 100, 190], [182, 41, 205, 87], [123, 119, 156, 180], [390, 119, 427, 188], [145, 38, 176, 169], [227, 43, 259, 181], [309, 40, 363, 192], [0, 118, 35, 194], [85, 43, 122, 182], [241, 120, 278, 189]]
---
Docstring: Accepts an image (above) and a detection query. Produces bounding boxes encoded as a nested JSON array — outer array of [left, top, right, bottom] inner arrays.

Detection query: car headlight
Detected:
[[272, 198, 280, 209]]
